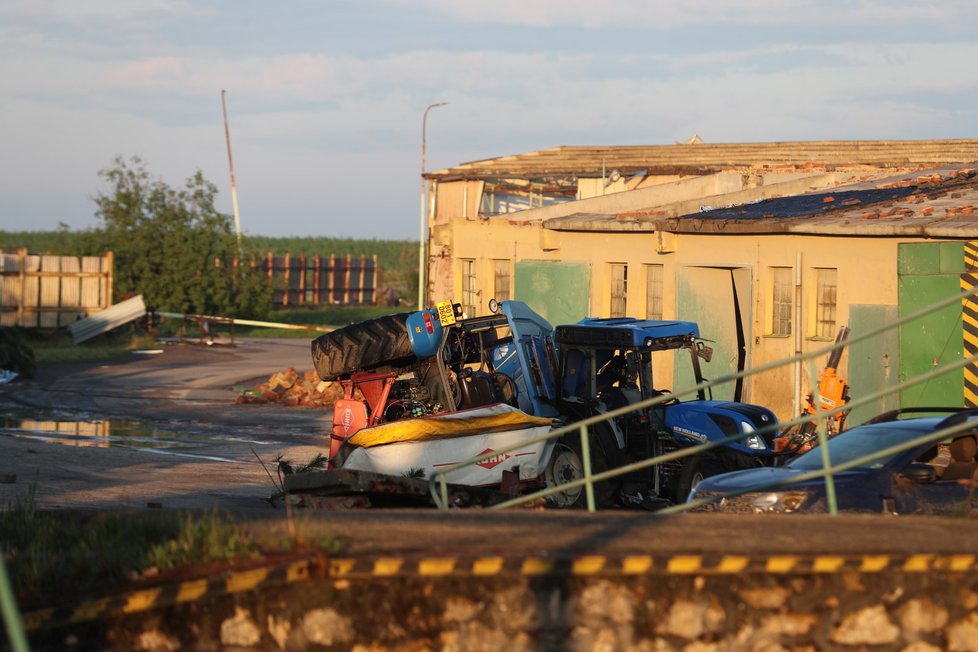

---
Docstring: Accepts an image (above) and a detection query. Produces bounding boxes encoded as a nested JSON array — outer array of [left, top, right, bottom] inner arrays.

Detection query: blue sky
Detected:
[[1, 1, 976, 240]]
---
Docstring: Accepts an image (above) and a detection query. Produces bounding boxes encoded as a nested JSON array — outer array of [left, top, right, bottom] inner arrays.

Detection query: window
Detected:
[[493, 260, 510, 303], [610, 263, 628, 318], [814, 268, 837, 339], [460, 259, 477, 317], [771, 267, 793, 336], [645, 264, 663, 320]]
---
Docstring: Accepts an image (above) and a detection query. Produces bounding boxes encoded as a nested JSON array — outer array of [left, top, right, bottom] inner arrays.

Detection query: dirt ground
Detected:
[[0, 338, 329, 511]]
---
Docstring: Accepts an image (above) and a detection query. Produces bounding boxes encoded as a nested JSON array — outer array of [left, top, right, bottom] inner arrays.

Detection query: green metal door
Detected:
[[847, 304, 899, 426], [898, 242, 964, 407], [514, 261, 590, 327]]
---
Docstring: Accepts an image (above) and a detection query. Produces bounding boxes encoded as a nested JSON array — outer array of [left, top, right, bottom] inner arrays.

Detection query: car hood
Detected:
[[694, 466, 864, 493]]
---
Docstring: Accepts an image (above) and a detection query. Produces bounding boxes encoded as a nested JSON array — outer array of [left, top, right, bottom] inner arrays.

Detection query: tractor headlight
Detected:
[[741, 421, 766, 450], [750, 491, 809, 513]]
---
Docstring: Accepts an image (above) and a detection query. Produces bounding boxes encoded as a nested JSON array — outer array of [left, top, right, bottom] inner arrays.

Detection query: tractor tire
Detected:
[[544, 426, 620, 510], [675, 456, 725, 503], [311, 313, 416, 380]]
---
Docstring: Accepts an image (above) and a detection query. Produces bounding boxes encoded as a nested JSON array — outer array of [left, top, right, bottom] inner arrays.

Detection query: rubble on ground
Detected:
[[236, 368, 342, 407]]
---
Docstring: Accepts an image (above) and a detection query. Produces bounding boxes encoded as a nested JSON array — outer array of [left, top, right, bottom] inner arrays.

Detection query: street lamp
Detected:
[[419, 101, 447, 309]]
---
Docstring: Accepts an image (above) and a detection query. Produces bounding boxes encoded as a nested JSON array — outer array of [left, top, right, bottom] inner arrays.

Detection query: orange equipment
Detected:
[[775, 325, 851, 455]]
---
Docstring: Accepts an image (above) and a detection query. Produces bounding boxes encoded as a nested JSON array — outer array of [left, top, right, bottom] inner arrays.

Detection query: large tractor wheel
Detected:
[[311, 313, 416, 380], [544, 426, 620, 509], [675, 456, 725, 503]]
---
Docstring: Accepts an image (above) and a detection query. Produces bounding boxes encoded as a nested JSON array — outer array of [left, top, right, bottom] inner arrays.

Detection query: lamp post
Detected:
[[419, 101, 447, 309]]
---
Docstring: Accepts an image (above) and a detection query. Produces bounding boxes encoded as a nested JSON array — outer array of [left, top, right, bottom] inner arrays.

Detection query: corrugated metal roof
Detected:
[[427, 139, 978, 181], [544, 167, 978, 237], [67, 295, 146, 344]]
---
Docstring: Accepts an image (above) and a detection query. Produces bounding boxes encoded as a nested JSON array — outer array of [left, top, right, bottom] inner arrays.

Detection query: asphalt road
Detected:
[[3, 337, 978, 558]]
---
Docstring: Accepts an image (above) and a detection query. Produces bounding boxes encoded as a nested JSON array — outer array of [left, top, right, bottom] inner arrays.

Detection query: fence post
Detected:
[[372, 254, 379, 305], [16, 248, 26, 327], [104, 250, 113, 307], [358, 254, 366, 304], [266, 251, 274, 299], [298, 253, 306, 305], [313, 254, 321, 305], [343, 254, 352, 304], [283, 252, 291, 307], [329, 254, 336, 304]]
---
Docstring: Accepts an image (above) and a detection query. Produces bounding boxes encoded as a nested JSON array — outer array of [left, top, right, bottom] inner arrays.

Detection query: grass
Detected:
[[25, 330, 160, 365], [0, 487, 337, 607]]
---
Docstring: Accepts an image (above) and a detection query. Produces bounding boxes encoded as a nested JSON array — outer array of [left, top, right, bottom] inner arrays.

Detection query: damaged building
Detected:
[[421, 139, 978, 422]]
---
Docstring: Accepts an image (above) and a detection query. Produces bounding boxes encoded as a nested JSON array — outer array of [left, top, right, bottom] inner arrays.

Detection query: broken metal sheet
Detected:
[[67, 294, 146, 344]]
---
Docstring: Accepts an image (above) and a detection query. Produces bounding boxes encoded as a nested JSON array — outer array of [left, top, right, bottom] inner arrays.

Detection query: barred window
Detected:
[[460, 259, 477, 317], [814, 268, 837, 339], [771, 267, 792, 336], [493, 259, 510, 303], [645, 264, 663, 320], [610, 263, 628, 318]]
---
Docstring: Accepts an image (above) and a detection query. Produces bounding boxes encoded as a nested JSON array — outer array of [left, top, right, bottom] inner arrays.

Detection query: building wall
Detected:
[[444, 215, 946, 420]]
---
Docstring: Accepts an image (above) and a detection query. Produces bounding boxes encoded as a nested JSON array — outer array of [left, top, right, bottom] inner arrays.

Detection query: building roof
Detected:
[[427, 139, 978, 182], [544, 167, 978, 238]]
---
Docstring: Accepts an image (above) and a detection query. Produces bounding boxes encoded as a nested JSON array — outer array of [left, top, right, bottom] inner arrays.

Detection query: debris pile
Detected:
[[236, 368, 341, 407]]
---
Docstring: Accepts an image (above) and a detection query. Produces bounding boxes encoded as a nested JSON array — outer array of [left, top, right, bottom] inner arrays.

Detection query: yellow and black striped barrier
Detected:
[[962, 240, 978, 407], [19, 552, 978, 631], [20, 556, 325, 633]]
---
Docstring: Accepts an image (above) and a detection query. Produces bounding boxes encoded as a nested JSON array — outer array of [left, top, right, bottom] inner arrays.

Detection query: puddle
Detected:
[[0, 413, 276, 463]]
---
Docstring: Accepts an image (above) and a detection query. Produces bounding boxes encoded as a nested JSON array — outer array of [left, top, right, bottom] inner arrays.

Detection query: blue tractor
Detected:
[[547, 317, 779, 508], [311, 301, 779, 508]]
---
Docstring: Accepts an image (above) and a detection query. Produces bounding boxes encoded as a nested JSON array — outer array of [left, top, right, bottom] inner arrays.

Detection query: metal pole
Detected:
[[0, 555, 29, 652], [221, 89, 243, 246], [418, 101, 447, 309]]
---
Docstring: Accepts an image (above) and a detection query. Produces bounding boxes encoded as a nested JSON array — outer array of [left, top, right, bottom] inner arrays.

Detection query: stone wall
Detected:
[[34, 569, 978, 651]]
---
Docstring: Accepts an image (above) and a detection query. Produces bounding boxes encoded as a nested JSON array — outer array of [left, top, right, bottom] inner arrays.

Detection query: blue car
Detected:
[[689, 408, 978, 515]]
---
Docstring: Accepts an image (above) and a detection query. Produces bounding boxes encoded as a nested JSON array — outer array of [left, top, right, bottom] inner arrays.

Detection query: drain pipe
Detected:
[[794, 252, 803, 417]]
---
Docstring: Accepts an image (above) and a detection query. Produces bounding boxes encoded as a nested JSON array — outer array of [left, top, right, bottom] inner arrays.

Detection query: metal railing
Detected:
[[429, 285, 978, 512], [0, 554, 29, 652]]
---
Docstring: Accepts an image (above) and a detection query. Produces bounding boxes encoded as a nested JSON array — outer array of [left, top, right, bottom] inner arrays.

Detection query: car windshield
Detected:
[[788, 421, 937, 471]]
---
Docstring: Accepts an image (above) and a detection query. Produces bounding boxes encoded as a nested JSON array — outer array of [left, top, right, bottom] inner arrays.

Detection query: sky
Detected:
[[1, 1, 977, 241]]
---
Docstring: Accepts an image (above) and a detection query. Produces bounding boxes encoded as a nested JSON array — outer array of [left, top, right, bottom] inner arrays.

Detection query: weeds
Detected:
[[144, 511, 259, 572], [0, 488, 263, 606]]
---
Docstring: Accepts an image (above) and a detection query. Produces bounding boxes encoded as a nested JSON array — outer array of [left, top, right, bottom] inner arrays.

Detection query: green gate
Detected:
[[514, 261, 590, 327], [897, 242, 964, 407]]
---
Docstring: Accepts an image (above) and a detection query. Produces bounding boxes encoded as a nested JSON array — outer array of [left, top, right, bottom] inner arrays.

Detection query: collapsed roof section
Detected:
[[545, 166, 978, 238], [427, 139, 978, 224], [427, 139, 978, 181]]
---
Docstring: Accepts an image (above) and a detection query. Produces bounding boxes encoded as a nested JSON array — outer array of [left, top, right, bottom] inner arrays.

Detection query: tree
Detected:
[[92, 157, 270, 317]]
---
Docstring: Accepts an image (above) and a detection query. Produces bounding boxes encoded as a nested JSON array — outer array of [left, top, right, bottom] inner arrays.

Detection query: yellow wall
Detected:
[[444, 215, 919, 419]]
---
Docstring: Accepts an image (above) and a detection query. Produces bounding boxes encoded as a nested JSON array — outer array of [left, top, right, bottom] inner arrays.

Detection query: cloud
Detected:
[[407, 0, 978, 29], [102, 57, 184, 88]]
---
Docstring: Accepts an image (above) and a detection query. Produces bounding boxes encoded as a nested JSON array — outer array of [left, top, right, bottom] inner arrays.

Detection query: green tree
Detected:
[[93, 156, 270, 317]]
